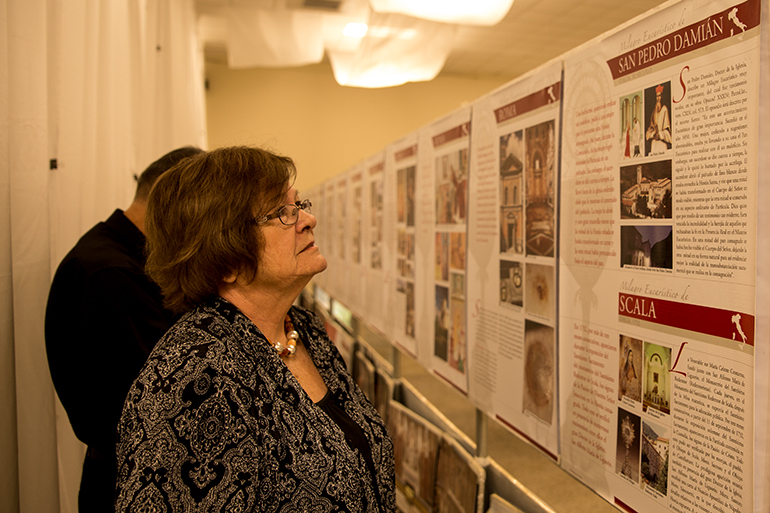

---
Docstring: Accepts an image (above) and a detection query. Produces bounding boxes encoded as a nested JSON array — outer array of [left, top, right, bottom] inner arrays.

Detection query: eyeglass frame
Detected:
[[255, 199, 312, 226]]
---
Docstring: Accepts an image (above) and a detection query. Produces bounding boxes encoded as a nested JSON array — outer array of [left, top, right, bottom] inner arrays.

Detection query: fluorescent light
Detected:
[[343, 22, 368, 37], [367, 26, 416, 39], [327, 12, 458, 88], [369, 0, 514, 26]]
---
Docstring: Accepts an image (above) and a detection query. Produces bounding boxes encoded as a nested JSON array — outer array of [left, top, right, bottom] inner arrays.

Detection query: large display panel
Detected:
[[312, 1, 769, 512], [363, 151, 390, 335], [466, 61, 563, 459], [419, 107, 472, 393], [385, 132, 422, 357], [558, 1, 761, 511]]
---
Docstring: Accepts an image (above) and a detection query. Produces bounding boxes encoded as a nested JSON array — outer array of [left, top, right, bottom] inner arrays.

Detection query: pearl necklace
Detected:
[[268, 315, 299, 357]]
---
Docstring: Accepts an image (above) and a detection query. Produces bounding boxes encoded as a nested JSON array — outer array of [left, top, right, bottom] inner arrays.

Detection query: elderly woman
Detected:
[[115, 146, 395, 512]]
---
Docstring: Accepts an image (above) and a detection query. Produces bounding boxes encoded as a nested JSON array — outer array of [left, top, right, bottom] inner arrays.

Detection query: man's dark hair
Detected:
[[135, 146, 204, 200]]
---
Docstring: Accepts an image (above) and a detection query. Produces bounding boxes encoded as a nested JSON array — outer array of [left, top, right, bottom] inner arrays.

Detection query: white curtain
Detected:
[[0, 1, 207, 512]]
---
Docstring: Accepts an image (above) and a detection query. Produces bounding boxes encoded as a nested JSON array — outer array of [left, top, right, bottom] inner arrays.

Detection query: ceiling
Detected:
[[197, 0, 671, 81]]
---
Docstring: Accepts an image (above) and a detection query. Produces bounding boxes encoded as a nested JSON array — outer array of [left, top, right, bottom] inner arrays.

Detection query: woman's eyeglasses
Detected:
[[256, 199, 312, 226]]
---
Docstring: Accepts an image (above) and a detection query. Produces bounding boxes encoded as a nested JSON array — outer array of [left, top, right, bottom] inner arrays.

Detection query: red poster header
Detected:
[[618, 293, 755, 346], [607, 0, 760, 79], [432, 122, 470, 148], [369, 162, 384, 175], [394, 145, 417, 162], [494, 82, 561, 124]]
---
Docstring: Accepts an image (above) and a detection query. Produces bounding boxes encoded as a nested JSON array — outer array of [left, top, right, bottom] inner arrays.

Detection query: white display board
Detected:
[[316, 1, 769, 511], [419, 107, 473, 393], [466, 61, 562, 459], [558, 1, 761, 511], [363, 151, 390, 336], [385, 132, 422, 357]]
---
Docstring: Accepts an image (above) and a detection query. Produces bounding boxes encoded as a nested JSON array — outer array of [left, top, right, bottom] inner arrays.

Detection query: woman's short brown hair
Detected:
[[145, 146, 296, 314]]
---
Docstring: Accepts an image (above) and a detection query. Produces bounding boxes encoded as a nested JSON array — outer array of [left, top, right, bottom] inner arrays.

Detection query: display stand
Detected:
[[314, 292, 557, 513]]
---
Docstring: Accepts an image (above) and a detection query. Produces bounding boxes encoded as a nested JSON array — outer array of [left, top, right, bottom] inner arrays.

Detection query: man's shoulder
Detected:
[[58, 211, 143, 275]]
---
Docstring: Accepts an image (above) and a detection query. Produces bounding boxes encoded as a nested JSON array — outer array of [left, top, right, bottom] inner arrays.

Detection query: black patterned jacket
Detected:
[[115, 297, 395, 512]]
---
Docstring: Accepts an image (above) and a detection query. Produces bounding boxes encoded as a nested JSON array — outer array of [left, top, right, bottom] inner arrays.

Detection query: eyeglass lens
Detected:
[[279, 200, 311, 225]]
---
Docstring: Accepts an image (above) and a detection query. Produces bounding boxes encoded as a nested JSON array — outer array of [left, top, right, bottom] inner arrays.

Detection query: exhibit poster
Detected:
[[334, 173, 349, 302], [319, 179, 339, 298], [363, 151, 390, 335], [385, 132, 422, 357], [344, 163, 366, 317], [388, 401, 444, 513], [419, 107, 472, 393], [558, 0, 761, 511], [306, 183, 327, 291], [434, 435, 486, 513], [466, 61, 563, 459]]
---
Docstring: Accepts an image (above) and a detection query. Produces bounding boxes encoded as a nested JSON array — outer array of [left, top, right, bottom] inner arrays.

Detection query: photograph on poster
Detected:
[[436, 232, 449, 281], [406, 232, 414, 277], [641, 419, 670, 497], [618, 335, 643, 403], [397, 230, 415, 279], [525, 120, 556, 257], [451, 232, 466, 270], [499, 259, 523, 308], [615, 408, 642, 483], [435, 149, 469, 225], [500, 130, 524, 255], [620, 225, 673, 269], [434, 437, 483, 513], [643, 342, 671, 415], [523, 320, 555, 424], [353, 184, 362, 264], [644, 82, 672, 156], [406, 282, 415, 338], [451, 272, 464, 298], [435, 285, 450, 361], [620, 90, 644, 160], [374, 369, 393, 425], [370, 180, 383, 270], [620, 160, 672, 219], [337, 187, 346, 260], [449, 297, 466, 373], [387, 403, 442, 513], [525, 263, 555, 321], [406, 168, 415, 227], [397, 165, 416, 226]]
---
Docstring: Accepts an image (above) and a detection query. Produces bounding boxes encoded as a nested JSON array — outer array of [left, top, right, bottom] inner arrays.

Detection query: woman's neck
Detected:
[[218, 280, 302, 343]]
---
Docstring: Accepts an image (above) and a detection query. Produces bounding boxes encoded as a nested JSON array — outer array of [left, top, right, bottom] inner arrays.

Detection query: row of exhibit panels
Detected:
[[305, 1, 769, 513], [305, 290, 557, 513]]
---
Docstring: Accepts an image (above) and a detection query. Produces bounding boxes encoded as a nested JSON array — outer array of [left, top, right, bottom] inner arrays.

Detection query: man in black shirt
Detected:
[[45, 146, 202, 512]]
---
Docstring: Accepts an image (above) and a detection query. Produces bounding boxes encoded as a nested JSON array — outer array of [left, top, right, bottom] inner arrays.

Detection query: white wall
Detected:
[[204, 61, 511, 193]]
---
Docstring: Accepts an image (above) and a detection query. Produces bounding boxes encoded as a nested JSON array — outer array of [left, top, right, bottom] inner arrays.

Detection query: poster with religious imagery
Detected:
[[558, 1, 761, 511], [418, 107, 472, 393], [466, 61, 562, 459], [331, 173, 351, 304], [317, 179, 339, 298], [363, 151, 390, 336], [387, 401, 443, 513], [306, 183, 327, 292], [434, 435, 485, 513], [384, 132, 421, 357], [343, 163, 366, 317]]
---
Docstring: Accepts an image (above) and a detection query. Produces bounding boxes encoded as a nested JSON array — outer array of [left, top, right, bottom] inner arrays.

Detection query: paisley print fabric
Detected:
[[115, 297, 395, 512]]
